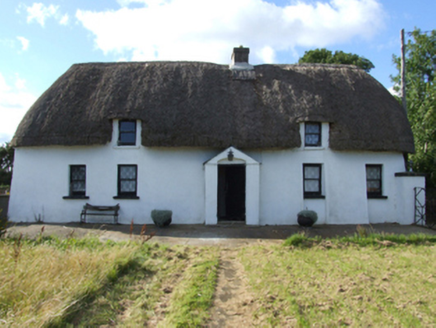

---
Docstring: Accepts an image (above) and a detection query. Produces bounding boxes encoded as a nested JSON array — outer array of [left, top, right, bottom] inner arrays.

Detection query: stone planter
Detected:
[[151, 210, 172, 227], [297, 215, 316, 227], [297, 210, 318, 227]]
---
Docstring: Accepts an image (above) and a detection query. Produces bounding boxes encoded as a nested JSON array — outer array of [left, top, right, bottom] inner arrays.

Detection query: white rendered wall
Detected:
[[395, 175, 425, 225], [9, 121, 421, 225], [255, 123, 415, 225], [9, 145, 218, 224], [9, 120, 217, 224]]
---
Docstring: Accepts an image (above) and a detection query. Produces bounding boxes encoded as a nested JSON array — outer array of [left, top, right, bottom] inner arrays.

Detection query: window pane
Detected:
[[120, 132, 136, 145], [306, 123, 320, 133], [305, 180, 320, 192], [120, 166, 136, 179], [72, 181, 86, 192], [367, 180, 381, 192], [305, 134, 320, 146], [120, 180, 136, 192], [120, 121, 136, 132], [305, 166, 320, 179], [366, 167, 381, 179], [72, 167, 85, 181]]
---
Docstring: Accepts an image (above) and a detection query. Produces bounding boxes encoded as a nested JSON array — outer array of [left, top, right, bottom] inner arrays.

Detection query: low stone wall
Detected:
[[0, 195, 9, 220]]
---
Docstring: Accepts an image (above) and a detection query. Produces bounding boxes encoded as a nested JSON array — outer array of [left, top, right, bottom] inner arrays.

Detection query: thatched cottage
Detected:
[[8, 47, 425, 225]]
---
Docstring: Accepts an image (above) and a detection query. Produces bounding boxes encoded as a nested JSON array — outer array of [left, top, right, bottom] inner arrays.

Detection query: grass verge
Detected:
[[284, 231, 436, 247], [240, 233, 436, 327]]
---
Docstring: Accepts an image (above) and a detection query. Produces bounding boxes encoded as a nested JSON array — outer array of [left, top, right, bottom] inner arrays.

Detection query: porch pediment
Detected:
[[204, 147, 260, 166]]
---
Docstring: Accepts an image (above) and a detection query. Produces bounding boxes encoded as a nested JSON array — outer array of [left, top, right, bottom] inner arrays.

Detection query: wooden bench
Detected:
[[80, 203, 120, 224]]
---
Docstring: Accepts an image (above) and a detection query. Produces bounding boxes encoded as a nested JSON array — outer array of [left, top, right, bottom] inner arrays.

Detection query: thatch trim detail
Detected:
[[11, 62, 414, 153]]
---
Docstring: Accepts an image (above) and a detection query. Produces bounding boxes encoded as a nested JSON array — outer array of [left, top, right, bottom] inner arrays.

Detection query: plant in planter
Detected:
[[151, 210, 172, 227], [297, 210, 318, 227]]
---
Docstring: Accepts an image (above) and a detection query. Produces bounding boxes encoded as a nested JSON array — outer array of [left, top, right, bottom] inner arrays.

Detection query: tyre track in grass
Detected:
[[208, 248, 259, 327]]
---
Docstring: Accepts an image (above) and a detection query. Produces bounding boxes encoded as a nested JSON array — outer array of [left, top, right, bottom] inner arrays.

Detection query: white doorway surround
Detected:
[[204, 147, 260, 225]]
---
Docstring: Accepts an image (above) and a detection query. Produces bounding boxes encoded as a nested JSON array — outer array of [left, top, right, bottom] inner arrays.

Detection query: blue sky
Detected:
[[0, 0, 435, 143]]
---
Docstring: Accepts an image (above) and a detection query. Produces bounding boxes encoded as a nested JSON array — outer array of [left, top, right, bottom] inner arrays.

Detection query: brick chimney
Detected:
[[229, 46, 253, 70]]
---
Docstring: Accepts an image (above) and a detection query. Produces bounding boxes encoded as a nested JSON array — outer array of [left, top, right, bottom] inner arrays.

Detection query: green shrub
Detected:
[[0, 210, 7, 238], [151, 210, 172, 227]]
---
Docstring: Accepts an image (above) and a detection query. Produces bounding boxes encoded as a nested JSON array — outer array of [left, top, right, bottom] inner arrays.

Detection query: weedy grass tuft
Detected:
[[160, 247, 219, 327], [284, 231, 436, 248], [284, 232, 322, 247]]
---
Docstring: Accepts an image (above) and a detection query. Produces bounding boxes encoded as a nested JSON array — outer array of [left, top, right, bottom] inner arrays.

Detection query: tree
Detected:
[[0, 142, 14, 186], [392, 28, 436, 187], [298, 48, 375, 72]]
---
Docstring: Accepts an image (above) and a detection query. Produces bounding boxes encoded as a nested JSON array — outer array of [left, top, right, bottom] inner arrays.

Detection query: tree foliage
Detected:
[[0, 142, 14, 186], [298, 48, 375, 72], [392, 28, 436, 187]]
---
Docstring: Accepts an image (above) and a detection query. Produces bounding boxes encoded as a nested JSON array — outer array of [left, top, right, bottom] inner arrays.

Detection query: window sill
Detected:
[[395, 172, 426, 177], [367, 195, 388, 199], [302, 146, 325, 151], [113, 145, 141, 150], [113, 195, 140, 200], [63, 196, 89, 199], [304, 195, 325, 199]]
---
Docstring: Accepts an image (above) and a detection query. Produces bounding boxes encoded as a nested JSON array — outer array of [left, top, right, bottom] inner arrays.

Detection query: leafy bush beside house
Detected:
[[0, 142, 14, 187]]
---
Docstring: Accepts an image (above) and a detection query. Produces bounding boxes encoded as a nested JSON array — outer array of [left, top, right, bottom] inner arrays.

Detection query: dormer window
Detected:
[[305, 122, 321, 147], [118, 120, 136, 146]]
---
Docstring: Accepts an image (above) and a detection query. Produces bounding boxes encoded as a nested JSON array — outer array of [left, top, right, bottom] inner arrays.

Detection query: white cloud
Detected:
[[14, 76, 27, 90], [26, 3, 59, 26], [117, 0, 165, 7], [76, 0, 384, 64], [388, 86, 400, 96], [59, 14, 69, 25], [257, 46, 275, 63], [0, 73, 37, 143], [24, 3, 69, 26], [16, 36, 29, 51]]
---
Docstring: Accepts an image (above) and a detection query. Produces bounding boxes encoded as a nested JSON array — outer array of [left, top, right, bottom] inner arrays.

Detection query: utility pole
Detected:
[[401, 29, 407, 113]]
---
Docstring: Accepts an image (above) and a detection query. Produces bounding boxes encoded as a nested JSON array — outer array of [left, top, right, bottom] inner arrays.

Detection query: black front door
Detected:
[[217, 165, 246, 221]]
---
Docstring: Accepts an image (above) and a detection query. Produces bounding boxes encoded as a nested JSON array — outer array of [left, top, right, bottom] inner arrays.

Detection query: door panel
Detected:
[[218, 165, 246, 221]]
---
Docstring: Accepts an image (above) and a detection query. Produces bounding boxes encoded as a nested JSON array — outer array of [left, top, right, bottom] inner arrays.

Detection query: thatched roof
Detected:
[[11, 62, 414, 153]]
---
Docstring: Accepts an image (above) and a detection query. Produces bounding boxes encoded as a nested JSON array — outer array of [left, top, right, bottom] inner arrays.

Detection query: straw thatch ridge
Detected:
[[11, 62, 414, 153]]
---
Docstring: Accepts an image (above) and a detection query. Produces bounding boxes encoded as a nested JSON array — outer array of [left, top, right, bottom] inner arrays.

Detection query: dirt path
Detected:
[[208, 248, 258, 327]]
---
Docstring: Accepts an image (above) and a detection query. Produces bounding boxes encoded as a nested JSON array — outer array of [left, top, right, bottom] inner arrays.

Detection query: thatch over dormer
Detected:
[[11, 61, 414, 153]]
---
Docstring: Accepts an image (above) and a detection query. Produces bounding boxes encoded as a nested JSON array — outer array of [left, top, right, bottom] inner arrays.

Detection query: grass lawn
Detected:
[[240, 233, 436, 327], [0, 234, 218, 327], [1, 230, 435, 327]]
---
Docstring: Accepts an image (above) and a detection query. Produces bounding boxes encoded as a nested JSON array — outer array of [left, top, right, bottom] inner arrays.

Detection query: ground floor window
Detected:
[[70, 165, 86, 197], [116, 165, 138, 198], [366, 164, 382, 198], [303, 164, 323, 198]]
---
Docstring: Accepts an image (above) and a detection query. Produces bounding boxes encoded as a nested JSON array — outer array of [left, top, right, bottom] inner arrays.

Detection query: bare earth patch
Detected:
[[208, 248, 259, 327]]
